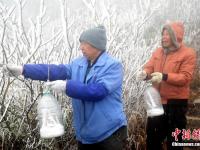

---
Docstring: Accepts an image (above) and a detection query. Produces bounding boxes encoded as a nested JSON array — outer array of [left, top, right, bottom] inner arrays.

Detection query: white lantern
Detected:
[[37, 90, 64, 138], [143, 86, 164, 117]]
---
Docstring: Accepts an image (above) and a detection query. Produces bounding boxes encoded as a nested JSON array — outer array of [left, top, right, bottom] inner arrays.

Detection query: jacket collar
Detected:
[[78, 51, 108, 67], [163, 43, 184, 54]]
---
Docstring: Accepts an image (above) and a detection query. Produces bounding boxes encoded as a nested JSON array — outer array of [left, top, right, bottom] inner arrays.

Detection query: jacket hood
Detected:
[[163, 21, 184, 49]]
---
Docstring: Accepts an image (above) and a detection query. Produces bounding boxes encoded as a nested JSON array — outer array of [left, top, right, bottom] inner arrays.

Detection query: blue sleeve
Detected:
[[66, 80, 109, 101], [23, 64, 71, 81], [66, 61, 123, 101], [97, 62, 123, 94]]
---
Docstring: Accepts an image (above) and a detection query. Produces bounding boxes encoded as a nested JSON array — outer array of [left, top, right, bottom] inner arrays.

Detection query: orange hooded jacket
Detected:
[[143, 21, 197, 104]]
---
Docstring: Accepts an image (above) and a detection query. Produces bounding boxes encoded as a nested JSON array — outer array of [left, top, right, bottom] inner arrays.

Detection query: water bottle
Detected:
[[143, 86, 164, 117], [37, 90, 64, 138]]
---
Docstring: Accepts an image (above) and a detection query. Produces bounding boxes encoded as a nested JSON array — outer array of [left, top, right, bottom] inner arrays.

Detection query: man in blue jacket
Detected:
[[4, 25, 127, 150]]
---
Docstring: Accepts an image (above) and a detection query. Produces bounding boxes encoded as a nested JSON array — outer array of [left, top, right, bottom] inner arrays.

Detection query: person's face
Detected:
[[162, 29, 173, 49], [80, 42, 100, 61]]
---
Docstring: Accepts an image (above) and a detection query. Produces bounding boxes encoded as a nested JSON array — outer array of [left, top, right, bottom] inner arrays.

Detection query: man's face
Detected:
[[162, 29, 173, 49], [80, 42, 100, 61]]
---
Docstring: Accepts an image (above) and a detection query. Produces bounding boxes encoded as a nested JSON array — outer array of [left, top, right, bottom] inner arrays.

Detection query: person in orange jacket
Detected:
[[137, 21, 197, 150]]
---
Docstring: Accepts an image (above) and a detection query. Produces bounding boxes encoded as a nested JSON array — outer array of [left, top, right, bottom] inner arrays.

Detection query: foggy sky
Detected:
[[0, 0, 131, 21]]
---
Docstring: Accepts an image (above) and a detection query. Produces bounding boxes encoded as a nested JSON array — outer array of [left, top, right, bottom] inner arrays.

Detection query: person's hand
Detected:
[[45, 80, 67, 93], [136, 70, 147, 81], [3, 64, 23, 77], [150, 72, 163, 84]]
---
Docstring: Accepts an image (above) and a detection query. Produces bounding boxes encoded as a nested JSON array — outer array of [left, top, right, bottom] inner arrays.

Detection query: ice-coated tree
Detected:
[[0, 0, 199, 149]]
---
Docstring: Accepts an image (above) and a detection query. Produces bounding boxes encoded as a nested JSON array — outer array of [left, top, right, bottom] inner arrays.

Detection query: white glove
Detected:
[[150, 72, 163, 84], [136, 70, 147, 81], [45, 80, 67, 93], [3, 64, 23, 77]]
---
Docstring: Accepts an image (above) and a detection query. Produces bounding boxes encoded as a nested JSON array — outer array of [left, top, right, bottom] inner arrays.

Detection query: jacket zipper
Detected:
[[158, 51, 167, 92], [79, 51, 105, 140]]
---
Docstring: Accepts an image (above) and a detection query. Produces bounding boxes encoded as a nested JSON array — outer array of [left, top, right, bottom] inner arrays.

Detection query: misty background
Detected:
[[0, 0, 200, 149]]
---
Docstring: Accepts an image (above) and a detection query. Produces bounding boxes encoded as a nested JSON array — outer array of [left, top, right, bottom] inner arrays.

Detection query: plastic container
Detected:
[[143, 86, 164, 117], [37, 91, 64, 138]]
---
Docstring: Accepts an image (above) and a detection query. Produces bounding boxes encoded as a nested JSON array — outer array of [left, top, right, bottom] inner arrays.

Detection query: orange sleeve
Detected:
[[143, 52, 156, 79], [167, 50, 196, 86]]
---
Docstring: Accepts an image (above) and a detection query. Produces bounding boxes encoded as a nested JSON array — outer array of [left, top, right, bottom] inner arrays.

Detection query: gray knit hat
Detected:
[[79, 25, 107, 51]]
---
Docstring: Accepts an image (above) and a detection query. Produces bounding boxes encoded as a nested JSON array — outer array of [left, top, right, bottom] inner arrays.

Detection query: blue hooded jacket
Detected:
[[23, 52, 127, 144]]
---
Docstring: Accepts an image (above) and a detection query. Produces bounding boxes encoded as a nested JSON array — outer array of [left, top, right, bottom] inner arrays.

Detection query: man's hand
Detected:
[[3, 64, 23, 77], [136, 70, 147, 81], [45, 80, 67, 93], [150, 72, 163, 84]]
